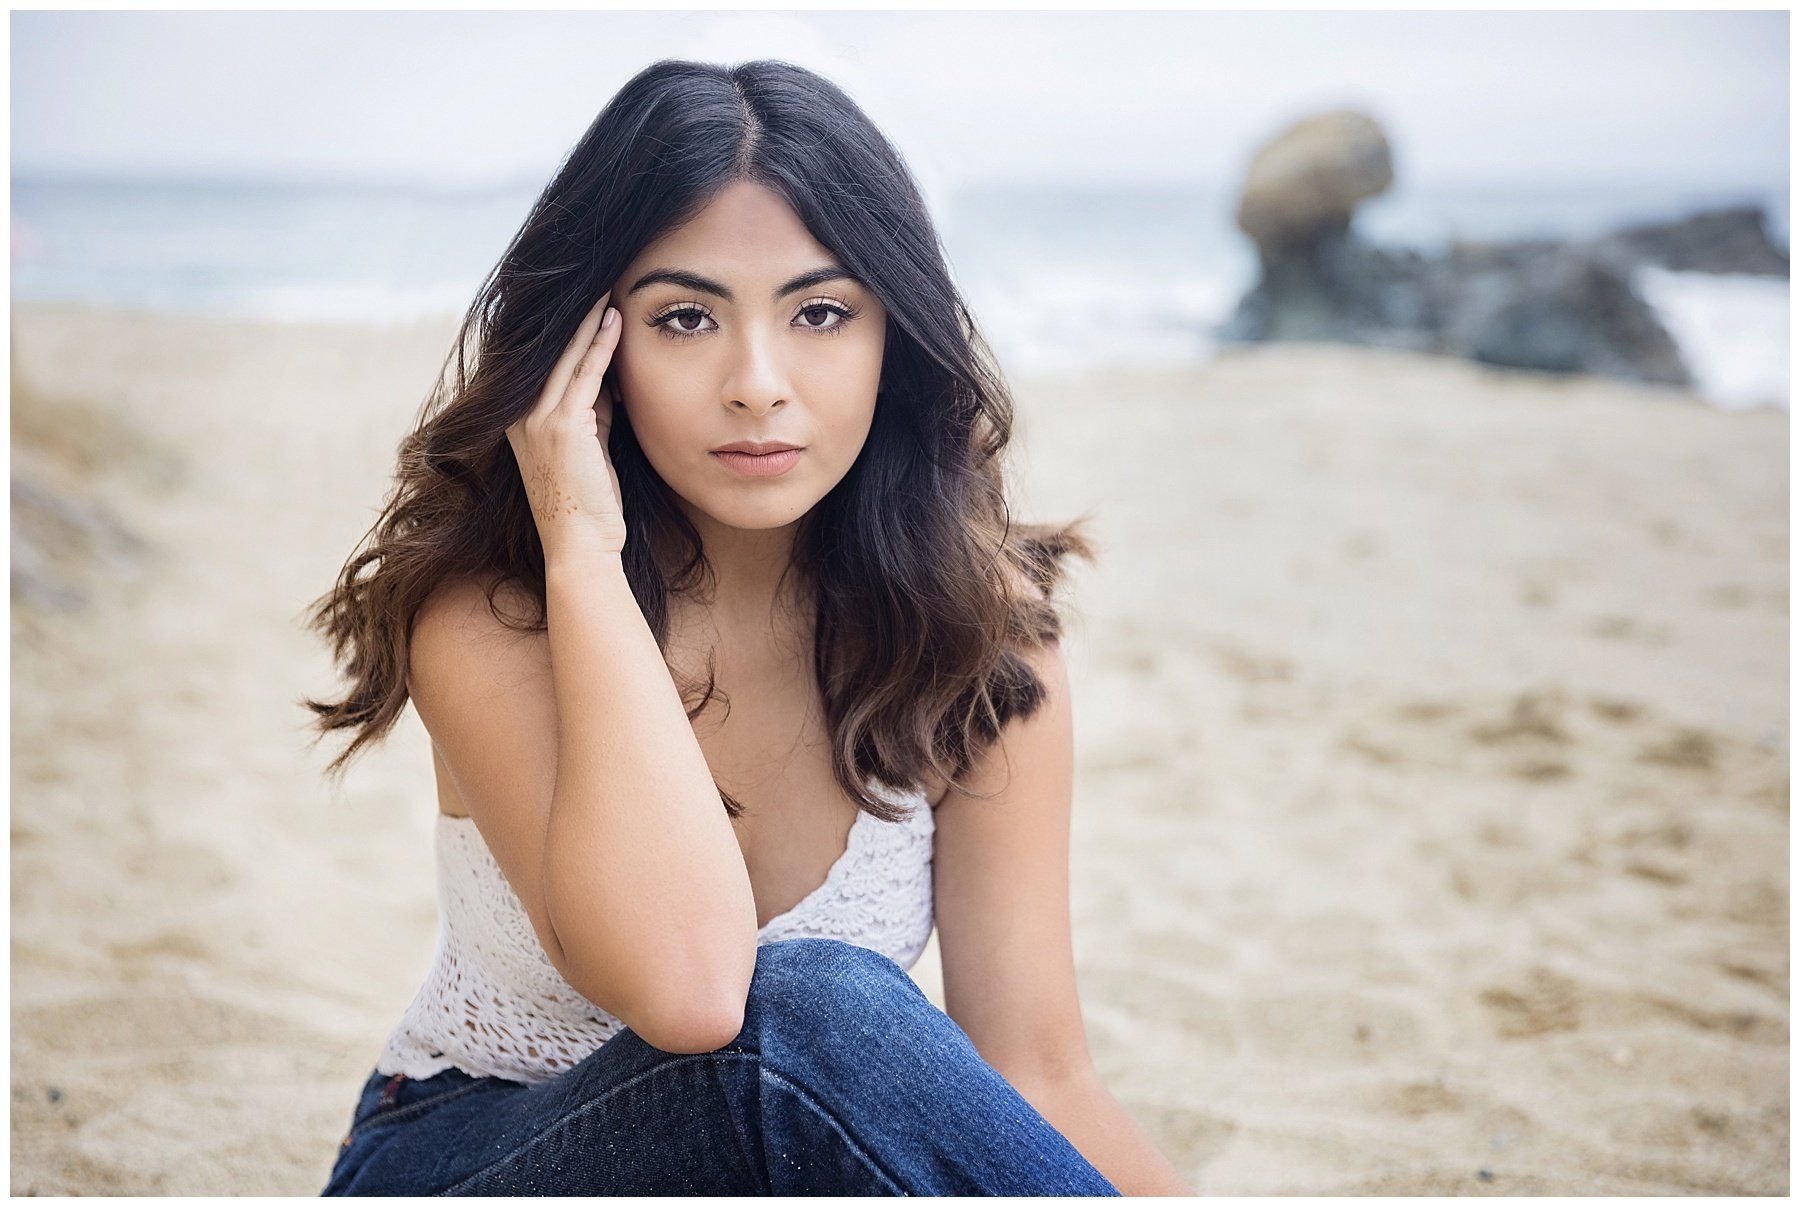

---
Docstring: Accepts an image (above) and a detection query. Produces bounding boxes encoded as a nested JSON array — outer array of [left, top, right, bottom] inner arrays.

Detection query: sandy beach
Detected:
[[10, 302, 1786, 1194]]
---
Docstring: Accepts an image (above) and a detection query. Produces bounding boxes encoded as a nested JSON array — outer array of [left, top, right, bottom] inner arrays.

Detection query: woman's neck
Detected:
[[673, 506, 809, 639]]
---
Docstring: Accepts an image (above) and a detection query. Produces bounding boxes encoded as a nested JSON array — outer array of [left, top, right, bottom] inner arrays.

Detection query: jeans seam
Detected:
[[754, 1064, 909, 1195], [717, 1055, 772, 1194], [430, 1051, 761, 1196]]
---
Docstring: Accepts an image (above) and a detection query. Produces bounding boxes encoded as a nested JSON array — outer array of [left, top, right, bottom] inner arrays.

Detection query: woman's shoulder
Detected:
[[409, 573, 550, 705], [416, 571, 546, 640]]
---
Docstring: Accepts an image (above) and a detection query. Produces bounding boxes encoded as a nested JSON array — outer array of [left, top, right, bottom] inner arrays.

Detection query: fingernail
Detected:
[[601, 307, 618, 330]]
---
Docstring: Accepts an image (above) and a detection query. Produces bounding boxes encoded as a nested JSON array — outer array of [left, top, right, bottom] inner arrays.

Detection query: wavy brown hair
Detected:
[[299, 58, 1098, 822]]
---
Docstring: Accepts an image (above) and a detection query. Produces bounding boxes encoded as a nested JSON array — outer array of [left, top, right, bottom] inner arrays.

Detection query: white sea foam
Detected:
[[1633, 263, 1789, 411]]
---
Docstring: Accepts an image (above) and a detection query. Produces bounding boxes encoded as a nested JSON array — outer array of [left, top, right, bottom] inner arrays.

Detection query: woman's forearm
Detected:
[[540, 543, 759, 1049]]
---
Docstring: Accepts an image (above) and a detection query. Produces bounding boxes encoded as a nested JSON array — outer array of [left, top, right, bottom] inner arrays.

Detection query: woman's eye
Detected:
[[797, 303, 850, 333], [795, 300, 859, 335], [651, 306, 716, 340]]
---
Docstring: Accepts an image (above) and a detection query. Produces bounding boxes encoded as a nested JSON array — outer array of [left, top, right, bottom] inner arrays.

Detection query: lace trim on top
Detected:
[[374, 780, 936, 1085]]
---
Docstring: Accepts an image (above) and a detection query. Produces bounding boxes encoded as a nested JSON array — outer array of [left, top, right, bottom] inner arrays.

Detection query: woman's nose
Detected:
[[723, 328, 791, 412]]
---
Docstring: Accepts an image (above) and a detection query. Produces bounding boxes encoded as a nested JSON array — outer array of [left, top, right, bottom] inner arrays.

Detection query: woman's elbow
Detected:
[[629, 990, 747, 1054]]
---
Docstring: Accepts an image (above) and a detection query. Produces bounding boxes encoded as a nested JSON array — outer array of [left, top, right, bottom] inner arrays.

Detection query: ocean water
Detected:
[[10, 174, 1789, 410]]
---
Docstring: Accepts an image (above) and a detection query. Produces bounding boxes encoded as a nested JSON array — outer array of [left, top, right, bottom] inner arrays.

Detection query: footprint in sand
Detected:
[[1347, 692, 1584, 777], [1586, 695, 1645, 724], [1638, 990, 1785, 1045], [1712, 955, 1785, 995], [1207, 640, 1295, 685], [1508, 758, 1574, 781], [1364, 1076, 1465, 1119], [1466, 689, 1572, 747], [1621, 856, 1688, 887], [1477, 965, 1583, 1039], [1393, 698, 1463, 724], [1605, 1099, 1756, 1151], [1634, 726, 1720, 773]]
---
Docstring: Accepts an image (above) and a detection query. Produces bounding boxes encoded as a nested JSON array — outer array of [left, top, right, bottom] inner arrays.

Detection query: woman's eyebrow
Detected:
[[624, 265, 858, 303]]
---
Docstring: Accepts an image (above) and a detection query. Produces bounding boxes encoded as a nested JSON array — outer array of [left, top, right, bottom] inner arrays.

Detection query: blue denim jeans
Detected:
[[322, 937, 1121, 1195]]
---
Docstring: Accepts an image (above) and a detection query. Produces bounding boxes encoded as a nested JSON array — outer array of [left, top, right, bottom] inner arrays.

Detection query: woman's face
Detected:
[[606, 180, 888, 534]]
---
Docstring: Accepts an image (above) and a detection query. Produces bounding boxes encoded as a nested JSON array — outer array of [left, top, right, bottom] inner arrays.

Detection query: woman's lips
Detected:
[[710, 447, 804, 477]]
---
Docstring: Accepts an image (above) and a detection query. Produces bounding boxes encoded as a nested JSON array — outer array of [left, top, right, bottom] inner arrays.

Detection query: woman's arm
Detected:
[[933, 636, 1192, 1194], [408, 555, 757, 1055], [540, 544, 760, 1044]]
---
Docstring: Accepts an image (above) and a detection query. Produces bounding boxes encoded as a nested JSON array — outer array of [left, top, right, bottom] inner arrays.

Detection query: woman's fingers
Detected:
[[554, 303, 622, 419], [535, 292, 613, 419]]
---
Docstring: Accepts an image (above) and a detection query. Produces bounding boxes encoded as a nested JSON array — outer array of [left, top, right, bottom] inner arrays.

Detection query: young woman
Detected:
[[303, 58, 1190, 1196]]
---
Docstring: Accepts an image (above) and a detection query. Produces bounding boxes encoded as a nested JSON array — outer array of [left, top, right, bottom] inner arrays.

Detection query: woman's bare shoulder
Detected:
[[409, 573, 556, 822], [416, 571, 547, 641], [408, 572, 550, 710]]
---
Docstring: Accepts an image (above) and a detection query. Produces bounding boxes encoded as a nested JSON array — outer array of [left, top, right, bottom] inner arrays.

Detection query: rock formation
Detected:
[[1220, 109, 1788, 387]]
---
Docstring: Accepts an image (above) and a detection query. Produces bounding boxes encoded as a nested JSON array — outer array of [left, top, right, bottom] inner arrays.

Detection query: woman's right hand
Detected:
[[507, 292, 629, 559]]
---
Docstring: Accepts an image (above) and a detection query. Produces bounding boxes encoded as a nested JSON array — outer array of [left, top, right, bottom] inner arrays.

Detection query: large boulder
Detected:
[[1235, 109, 1394, 251], [1224, 110, 1415, 346]]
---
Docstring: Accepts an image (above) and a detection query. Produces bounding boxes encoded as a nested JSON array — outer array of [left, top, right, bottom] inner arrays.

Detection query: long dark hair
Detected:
[[300, 58, 1097, 822]]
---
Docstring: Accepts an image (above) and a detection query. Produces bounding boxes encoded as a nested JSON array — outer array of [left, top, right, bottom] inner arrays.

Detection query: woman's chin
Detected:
[[684, 492, 815, 533]]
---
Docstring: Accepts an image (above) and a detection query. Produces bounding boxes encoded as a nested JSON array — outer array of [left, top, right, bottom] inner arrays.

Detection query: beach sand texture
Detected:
[[11, 303, 1787, 1194]]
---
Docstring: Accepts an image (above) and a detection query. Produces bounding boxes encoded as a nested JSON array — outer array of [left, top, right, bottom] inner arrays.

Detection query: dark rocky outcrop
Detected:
[[1219, 109, 1788, 387], [1596, 206, 1788, 277]]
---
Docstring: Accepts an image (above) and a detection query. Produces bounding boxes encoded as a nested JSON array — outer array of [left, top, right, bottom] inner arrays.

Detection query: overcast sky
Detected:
[[12, 9, 1788, 198]]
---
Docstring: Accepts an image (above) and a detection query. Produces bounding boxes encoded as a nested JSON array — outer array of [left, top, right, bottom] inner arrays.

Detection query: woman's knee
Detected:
[[736, 939, 965, 1073], [733, 939, 1071, 1188], [745, 938, 920, 1020]]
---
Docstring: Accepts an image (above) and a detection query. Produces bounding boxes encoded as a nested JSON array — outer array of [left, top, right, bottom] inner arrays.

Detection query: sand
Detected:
[[10, 302, 1787, 1194]]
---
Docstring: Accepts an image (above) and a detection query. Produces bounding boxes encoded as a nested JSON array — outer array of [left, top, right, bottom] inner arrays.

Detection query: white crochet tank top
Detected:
[[373, 778, 936, 1085]]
